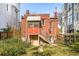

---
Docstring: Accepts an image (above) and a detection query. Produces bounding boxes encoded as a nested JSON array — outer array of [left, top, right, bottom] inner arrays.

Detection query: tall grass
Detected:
[[0, 38, 27, 56]]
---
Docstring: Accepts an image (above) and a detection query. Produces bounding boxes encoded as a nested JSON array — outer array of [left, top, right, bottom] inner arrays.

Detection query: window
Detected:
[[28, 23, 33, 28], [76, 13, 78, 20], [75, 12, 79, 21], [7, 4, 8, 11], [78, 13, 79, 20], [34, 22, 40, 27], [67, 15, 72, 25], [68, 4, 72, 11], [28, 22, 40, 28], [75, 3, 77, 5], [77, 13, 78, 20], [42, 19, 44, 25], [34, 23, 39, 27]]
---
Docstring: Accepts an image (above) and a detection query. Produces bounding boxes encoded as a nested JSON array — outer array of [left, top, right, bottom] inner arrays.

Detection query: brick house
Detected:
[[21, 9, 59, 46]]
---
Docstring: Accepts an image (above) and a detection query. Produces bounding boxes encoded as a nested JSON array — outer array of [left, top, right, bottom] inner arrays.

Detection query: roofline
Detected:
[[50, 17, 58, 19], [27, 14, 50, 16]]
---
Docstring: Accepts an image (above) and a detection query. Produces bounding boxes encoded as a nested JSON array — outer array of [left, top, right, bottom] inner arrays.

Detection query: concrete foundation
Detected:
[[21, 37, 26, 42]]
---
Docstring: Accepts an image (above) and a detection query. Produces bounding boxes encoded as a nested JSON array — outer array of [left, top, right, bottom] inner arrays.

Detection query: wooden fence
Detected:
[[0, 32, 13, 39], [63, 33, 79, 45]]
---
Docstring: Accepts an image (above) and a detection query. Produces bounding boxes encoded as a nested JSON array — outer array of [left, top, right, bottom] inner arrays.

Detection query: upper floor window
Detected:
[[28, 22, 40, 28], [75, 3, 77, 5], [7, 4, 8, 11], [67, 15, 72, 25], [28, 23, 33, 28], [34, 23, 39, 27], [76, 13, 78, 21], [42, 19, 44, 25], [75, 12, 79, 21], [67, 4, 72, 11]]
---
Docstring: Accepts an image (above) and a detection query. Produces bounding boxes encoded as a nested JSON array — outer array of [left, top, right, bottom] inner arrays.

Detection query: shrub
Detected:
[[71, 41, 79, 52]]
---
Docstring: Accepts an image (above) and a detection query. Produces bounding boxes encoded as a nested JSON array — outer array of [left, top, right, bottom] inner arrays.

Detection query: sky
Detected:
[[20, 3, 63, 17]]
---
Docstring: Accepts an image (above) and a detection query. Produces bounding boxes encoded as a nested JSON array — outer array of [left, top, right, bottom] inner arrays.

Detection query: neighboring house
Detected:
[[74, 4, 79, 32], [63, 3, 79, 34], [21, 9, 59, 46], [0, 3, 20, 31]]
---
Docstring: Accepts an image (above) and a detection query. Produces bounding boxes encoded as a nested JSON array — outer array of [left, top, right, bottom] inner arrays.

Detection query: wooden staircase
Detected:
[[39, 34, 52, 44]]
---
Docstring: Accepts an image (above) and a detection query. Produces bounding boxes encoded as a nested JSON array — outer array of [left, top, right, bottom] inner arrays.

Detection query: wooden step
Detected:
[[39, 34, 52, 44]]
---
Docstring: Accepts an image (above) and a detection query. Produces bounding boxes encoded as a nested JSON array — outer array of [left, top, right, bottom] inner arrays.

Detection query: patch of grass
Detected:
[[70, 41, 79, 52], [0, 38, 27, 56], [0, 38, 79, 56], [23, 40, 79, 56]]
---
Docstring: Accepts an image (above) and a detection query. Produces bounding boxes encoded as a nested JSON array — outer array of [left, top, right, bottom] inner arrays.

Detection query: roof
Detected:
[[28, 14, 50, 16]]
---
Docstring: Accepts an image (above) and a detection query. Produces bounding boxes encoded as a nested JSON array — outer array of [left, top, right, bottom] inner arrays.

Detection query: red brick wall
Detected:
[[28, 27, 40, 35], [41, 15, 50, 37], [21, 18, 28, 39], [51, 18, 59, 38]]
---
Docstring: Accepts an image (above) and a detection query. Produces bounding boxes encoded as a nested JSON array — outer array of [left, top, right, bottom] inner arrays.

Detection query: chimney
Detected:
[[54, 7, 58, 19], [26, 10, 30, 15]]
